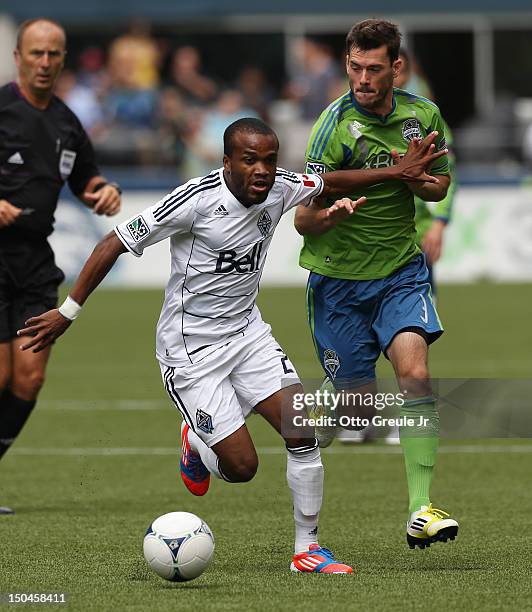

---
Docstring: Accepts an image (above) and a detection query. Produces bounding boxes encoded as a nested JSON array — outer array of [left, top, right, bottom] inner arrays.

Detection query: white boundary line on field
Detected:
[[39, 399, 169, 411], [10, 444, 532, 456]]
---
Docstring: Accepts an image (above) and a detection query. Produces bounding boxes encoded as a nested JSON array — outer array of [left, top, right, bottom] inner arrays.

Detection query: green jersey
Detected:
[[414, 120, 456, 245], [300, 88, 450, 280]]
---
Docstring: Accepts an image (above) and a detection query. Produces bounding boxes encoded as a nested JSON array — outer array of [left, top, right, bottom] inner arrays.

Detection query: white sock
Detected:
[[187, 426, 223, 480], [287, 442, 324, 554]]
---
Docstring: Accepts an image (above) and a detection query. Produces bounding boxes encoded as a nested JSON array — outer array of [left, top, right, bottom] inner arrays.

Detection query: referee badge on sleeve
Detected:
[[59, 149, 77, 179], [127, 215, 150, 241]]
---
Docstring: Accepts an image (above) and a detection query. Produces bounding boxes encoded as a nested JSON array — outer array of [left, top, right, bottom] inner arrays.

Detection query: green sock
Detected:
[[399, 397, 439, 514]]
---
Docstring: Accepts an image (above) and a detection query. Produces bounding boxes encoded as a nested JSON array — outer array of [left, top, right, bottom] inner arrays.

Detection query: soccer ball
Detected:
[[143, 512, 215, 581]]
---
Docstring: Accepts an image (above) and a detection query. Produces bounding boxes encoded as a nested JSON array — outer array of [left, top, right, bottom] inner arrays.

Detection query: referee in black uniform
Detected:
[[0, 18, 121, 514]]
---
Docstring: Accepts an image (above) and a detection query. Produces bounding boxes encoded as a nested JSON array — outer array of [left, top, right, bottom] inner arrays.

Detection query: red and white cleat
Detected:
[[290, 544, 353, 574], [179, 422, 210, 496]]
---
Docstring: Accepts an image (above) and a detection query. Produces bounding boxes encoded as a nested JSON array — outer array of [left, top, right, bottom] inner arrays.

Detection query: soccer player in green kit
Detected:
[[295, 19, 459, 549], [395, 47, 457, 301]]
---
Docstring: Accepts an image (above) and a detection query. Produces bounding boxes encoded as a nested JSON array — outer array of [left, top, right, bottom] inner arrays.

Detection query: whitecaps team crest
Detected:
[[257, 210, 272, 237], [323, 349, 340, 379], [196, 409, 214, 434], [402, 118, 422, 142]]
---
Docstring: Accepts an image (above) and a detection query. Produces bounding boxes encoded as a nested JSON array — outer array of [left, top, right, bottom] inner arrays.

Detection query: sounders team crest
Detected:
[[323, 349, 340, 379], [402, 118, 422, 142]]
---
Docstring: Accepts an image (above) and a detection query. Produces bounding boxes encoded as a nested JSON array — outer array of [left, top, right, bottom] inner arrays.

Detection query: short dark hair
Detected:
[[223, 118, 278, 156], [345, 19, 401, 64], [16, 18, 66, 51]]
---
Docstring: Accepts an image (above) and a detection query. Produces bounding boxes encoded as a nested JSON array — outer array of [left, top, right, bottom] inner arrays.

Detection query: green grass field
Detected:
[[1, 284, 531, 611]]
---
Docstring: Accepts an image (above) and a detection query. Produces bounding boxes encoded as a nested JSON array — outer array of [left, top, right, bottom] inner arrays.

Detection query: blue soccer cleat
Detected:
[[180, 422, 210, 496]]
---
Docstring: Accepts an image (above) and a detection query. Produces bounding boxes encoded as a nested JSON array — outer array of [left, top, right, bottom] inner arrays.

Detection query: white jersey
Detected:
[[114, 167, 323, 366]]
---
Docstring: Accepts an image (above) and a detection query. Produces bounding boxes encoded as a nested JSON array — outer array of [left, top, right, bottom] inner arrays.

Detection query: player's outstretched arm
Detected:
[[17, 232, 127, 353], [390, 146, 450, 201], [294, 196, 367, 236], [320, 131, 447, 197], [404, 173, 450, 202]]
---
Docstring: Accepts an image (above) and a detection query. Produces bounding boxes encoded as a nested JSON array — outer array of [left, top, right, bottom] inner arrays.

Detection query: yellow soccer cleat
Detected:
[[406, 504, 459, 549]]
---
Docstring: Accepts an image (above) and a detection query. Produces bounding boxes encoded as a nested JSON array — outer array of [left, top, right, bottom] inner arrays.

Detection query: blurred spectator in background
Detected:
[[105, 23, 159, 128], [523, 123, 532, 168], [169, 46, 218, 107], [235, 66, 274, 121], [76, 46, 107, 91], [155, 87, 189, 167], [55, 70, 105, 136], [285, 37, 344, 119], [396, 47, 434, 101], [107, 20, 160, 90], [95, 22, 161, 164], [182, 89, 258, 178]]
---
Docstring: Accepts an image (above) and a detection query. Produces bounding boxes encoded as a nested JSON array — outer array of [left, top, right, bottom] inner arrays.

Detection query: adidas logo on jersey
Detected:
[[214, 204, 228, 216], [7, 152, 24, 164], [348, 120, 365, 139]]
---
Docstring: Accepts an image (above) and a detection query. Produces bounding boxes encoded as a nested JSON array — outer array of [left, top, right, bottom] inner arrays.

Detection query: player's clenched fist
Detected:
[[83, 184, 121, 216]]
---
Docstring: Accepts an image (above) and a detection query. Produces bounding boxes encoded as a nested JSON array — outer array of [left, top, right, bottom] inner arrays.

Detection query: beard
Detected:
[[350, 76, 394, 111], [355, 91, 383, 109]]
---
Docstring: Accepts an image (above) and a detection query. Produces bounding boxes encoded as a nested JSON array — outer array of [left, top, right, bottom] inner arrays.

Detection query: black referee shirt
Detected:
[[0, 82, 99, 242]]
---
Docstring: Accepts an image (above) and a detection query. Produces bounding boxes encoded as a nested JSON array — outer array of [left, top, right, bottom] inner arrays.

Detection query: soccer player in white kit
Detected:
[[18, 118, 443, 572]]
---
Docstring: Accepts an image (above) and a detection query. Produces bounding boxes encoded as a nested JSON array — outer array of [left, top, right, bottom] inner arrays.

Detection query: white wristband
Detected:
[[58, 296, 82, 321]]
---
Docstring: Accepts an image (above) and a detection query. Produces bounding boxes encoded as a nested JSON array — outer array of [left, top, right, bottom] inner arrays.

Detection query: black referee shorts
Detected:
[[0, 256, 65, 343]]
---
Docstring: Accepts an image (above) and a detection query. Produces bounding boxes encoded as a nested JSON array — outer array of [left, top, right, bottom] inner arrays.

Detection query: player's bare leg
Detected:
[[10, 340, 51, 401], [1, 342, 51, 457], [387, 330, 458, 548], [210, 425, 258, 482], [0, 342, 14, 514], [179, 421, 258, 495], [255, 383, 352, 573], [0, 341, 51, 513]]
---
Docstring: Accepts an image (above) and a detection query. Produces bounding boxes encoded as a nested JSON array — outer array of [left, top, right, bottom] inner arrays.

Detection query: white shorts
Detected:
[[159, 319, 300, 447]]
